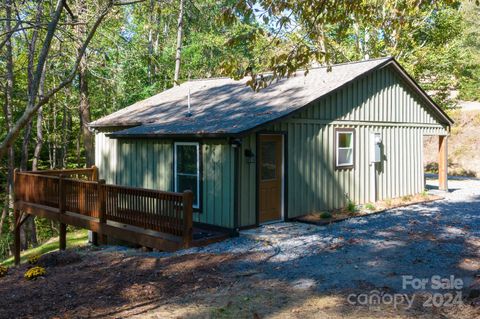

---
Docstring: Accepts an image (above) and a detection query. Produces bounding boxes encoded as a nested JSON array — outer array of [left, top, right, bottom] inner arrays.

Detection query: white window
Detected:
[[336, 130, 354, 168], [174, 142, 200, 208]]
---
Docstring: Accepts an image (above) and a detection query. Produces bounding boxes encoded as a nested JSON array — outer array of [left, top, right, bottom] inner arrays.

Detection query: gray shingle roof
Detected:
[[89, 57, 450, 137]]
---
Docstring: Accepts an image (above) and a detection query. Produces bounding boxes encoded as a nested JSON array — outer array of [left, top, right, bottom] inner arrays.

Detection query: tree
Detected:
[[0, 0, 117, 158]]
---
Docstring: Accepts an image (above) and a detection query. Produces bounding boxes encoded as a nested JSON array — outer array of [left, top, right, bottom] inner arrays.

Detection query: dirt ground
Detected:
[[0, 247, 479, 319]]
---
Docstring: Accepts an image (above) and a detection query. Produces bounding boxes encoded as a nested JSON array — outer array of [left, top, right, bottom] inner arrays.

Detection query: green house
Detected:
[[90, 57, 453, 234]]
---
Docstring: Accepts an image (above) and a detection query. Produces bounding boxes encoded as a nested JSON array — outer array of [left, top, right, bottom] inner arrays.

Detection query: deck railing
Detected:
[[14, 168, 193, 246]]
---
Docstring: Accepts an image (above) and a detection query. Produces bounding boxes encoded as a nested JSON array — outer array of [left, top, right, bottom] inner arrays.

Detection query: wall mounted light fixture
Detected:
[[244, 149, 256, 164]]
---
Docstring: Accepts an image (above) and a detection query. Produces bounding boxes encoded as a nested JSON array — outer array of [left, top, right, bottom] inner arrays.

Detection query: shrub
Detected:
[[24, 266, 46, 280], [347, 200, 357, 213], [0, 265, 8, 277], [319, 212, 332, 219], [401, 195, 413, 202], [420, 190, 429, 198], [28, 255, 40, 265], [424, 162, 438, 174], [365, 203, 376, 211]]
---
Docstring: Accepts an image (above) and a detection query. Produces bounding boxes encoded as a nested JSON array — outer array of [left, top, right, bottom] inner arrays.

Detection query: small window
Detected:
[[336, 129, 354, 168], [174, 142, 200, 208], [261, 141, 277, 180]]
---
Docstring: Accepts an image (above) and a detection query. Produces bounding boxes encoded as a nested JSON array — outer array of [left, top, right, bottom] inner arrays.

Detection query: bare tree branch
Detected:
[[0, 0, 115, 158]]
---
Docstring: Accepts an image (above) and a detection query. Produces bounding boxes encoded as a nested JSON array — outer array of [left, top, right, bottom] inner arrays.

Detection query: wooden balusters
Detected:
[[13, 170, 195, 251]]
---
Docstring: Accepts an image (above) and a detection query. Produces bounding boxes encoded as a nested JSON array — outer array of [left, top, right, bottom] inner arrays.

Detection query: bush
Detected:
[[0, 265, 8, 277], [28, 255, 40, 265], [347, 200, 357, 213], [319, 212, 332, 219], [24, 266, 46, 280], [364, 203, 376, 211], [424, 162, 439, 174]]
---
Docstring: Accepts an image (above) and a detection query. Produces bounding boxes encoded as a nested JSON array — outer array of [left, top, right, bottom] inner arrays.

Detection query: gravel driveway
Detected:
[[170, 178, 480, 295]]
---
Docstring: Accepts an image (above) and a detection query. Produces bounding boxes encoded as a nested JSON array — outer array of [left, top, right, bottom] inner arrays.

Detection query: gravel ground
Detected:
[[118, 178, 480, 295]]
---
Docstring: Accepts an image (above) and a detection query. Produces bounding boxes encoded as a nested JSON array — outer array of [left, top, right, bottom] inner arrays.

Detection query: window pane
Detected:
[[338, 149, 353, 165], [177, 145, 197, 174], [261, 141, 276, 180], [177, 174, 198, 207], [338, 132, 352, 148]]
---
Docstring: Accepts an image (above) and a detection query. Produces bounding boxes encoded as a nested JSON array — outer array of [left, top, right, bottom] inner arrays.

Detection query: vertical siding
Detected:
[[196, 142, 234, 228], [95, 135, 234, 229], [238, 66, 449, 225], [238, 134, 257, 227], [116, 139, 173, 190], [94, 131, 117, 184]]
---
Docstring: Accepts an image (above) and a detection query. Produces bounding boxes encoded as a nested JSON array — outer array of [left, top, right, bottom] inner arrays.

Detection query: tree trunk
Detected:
[[173, 0, 184, 86], [77, 0, 94, 167], [32, 65, 46, 171], [2, 0, 15, 239]]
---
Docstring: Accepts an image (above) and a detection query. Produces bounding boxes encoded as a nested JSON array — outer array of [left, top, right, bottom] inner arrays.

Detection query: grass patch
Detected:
[[0, 229, 88, 267]]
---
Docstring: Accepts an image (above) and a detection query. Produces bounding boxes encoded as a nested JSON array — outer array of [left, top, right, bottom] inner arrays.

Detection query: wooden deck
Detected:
[[13, 167, 228, 265]]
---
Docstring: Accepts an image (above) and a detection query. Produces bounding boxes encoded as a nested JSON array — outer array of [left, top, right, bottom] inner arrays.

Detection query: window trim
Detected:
[[335, 128, 355, 169], [174, 142, 200, 209]]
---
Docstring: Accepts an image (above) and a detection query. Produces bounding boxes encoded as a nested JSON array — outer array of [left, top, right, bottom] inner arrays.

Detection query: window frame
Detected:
[[174, 142, 201, 209], [335, 128, 355, 169]]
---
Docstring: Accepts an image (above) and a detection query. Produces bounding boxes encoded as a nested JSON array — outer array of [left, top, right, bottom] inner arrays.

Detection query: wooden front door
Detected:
[[258, 134, 283, 223]]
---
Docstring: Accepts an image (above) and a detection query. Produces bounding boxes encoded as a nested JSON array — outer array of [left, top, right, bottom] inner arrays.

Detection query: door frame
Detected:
[[255, 131, 288, 226]]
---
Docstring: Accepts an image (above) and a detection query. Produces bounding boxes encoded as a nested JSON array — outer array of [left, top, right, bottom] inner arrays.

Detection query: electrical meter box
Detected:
[[371, 132, 382, 163]]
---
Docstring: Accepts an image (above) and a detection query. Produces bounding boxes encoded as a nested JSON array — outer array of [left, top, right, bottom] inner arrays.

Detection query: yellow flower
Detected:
[[27, 255, 40, 265], [24, 266, 46, 280], [0, 265, 7, 277]]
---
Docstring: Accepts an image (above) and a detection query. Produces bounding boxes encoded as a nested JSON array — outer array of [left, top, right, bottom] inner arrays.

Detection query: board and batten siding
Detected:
[[238, 65, 449, 226], [94, 133, 235, 229]]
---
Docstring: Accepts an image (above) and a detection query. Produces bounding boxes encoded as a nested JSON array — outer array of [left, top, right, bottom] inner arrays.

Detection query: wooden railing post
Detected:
[[58, 174, 66, 250], [182, 190, 193, 248], [91, 165, 99, 181], [97, 179, 107, 244]]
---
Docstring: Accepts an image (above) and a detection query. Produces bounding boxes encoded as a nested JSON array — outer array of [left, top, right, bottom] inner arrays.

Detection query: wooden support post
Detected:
[[182, 190, 193, 248], [14, 209, 21, 265], [59, 174, 67, 250], [97, 179, 107, 245], [438, 135, 448, 191]]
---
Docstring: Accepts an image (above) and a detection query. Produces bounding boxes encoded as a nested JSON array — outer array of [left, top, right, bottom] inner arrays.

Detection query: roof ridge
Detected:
[[181, 57, 393, 84]]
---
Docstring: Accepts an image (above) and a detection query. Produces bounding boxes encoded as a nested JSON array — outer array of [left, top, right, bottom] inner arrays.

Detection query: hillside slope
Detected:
[[424, 109, 480, 177]]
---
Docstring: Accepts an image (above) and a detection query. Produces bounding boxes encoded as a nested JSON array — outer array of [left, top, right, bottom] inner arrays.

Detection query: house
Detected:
[[90, 57, 453, 234]]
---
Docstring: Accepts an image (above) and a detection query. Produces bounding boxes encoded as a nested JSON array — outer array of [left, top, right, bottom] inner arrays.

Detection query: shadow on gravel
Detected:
[[1, 195, 479, 318]]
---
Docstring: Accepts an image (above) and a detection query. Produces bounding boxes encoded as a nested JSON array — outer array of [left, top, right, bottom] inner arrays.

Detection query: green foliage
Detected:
[[347, 200, 357, 213], [364, 203, 376, 211], [319, 212, 332, 219]]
